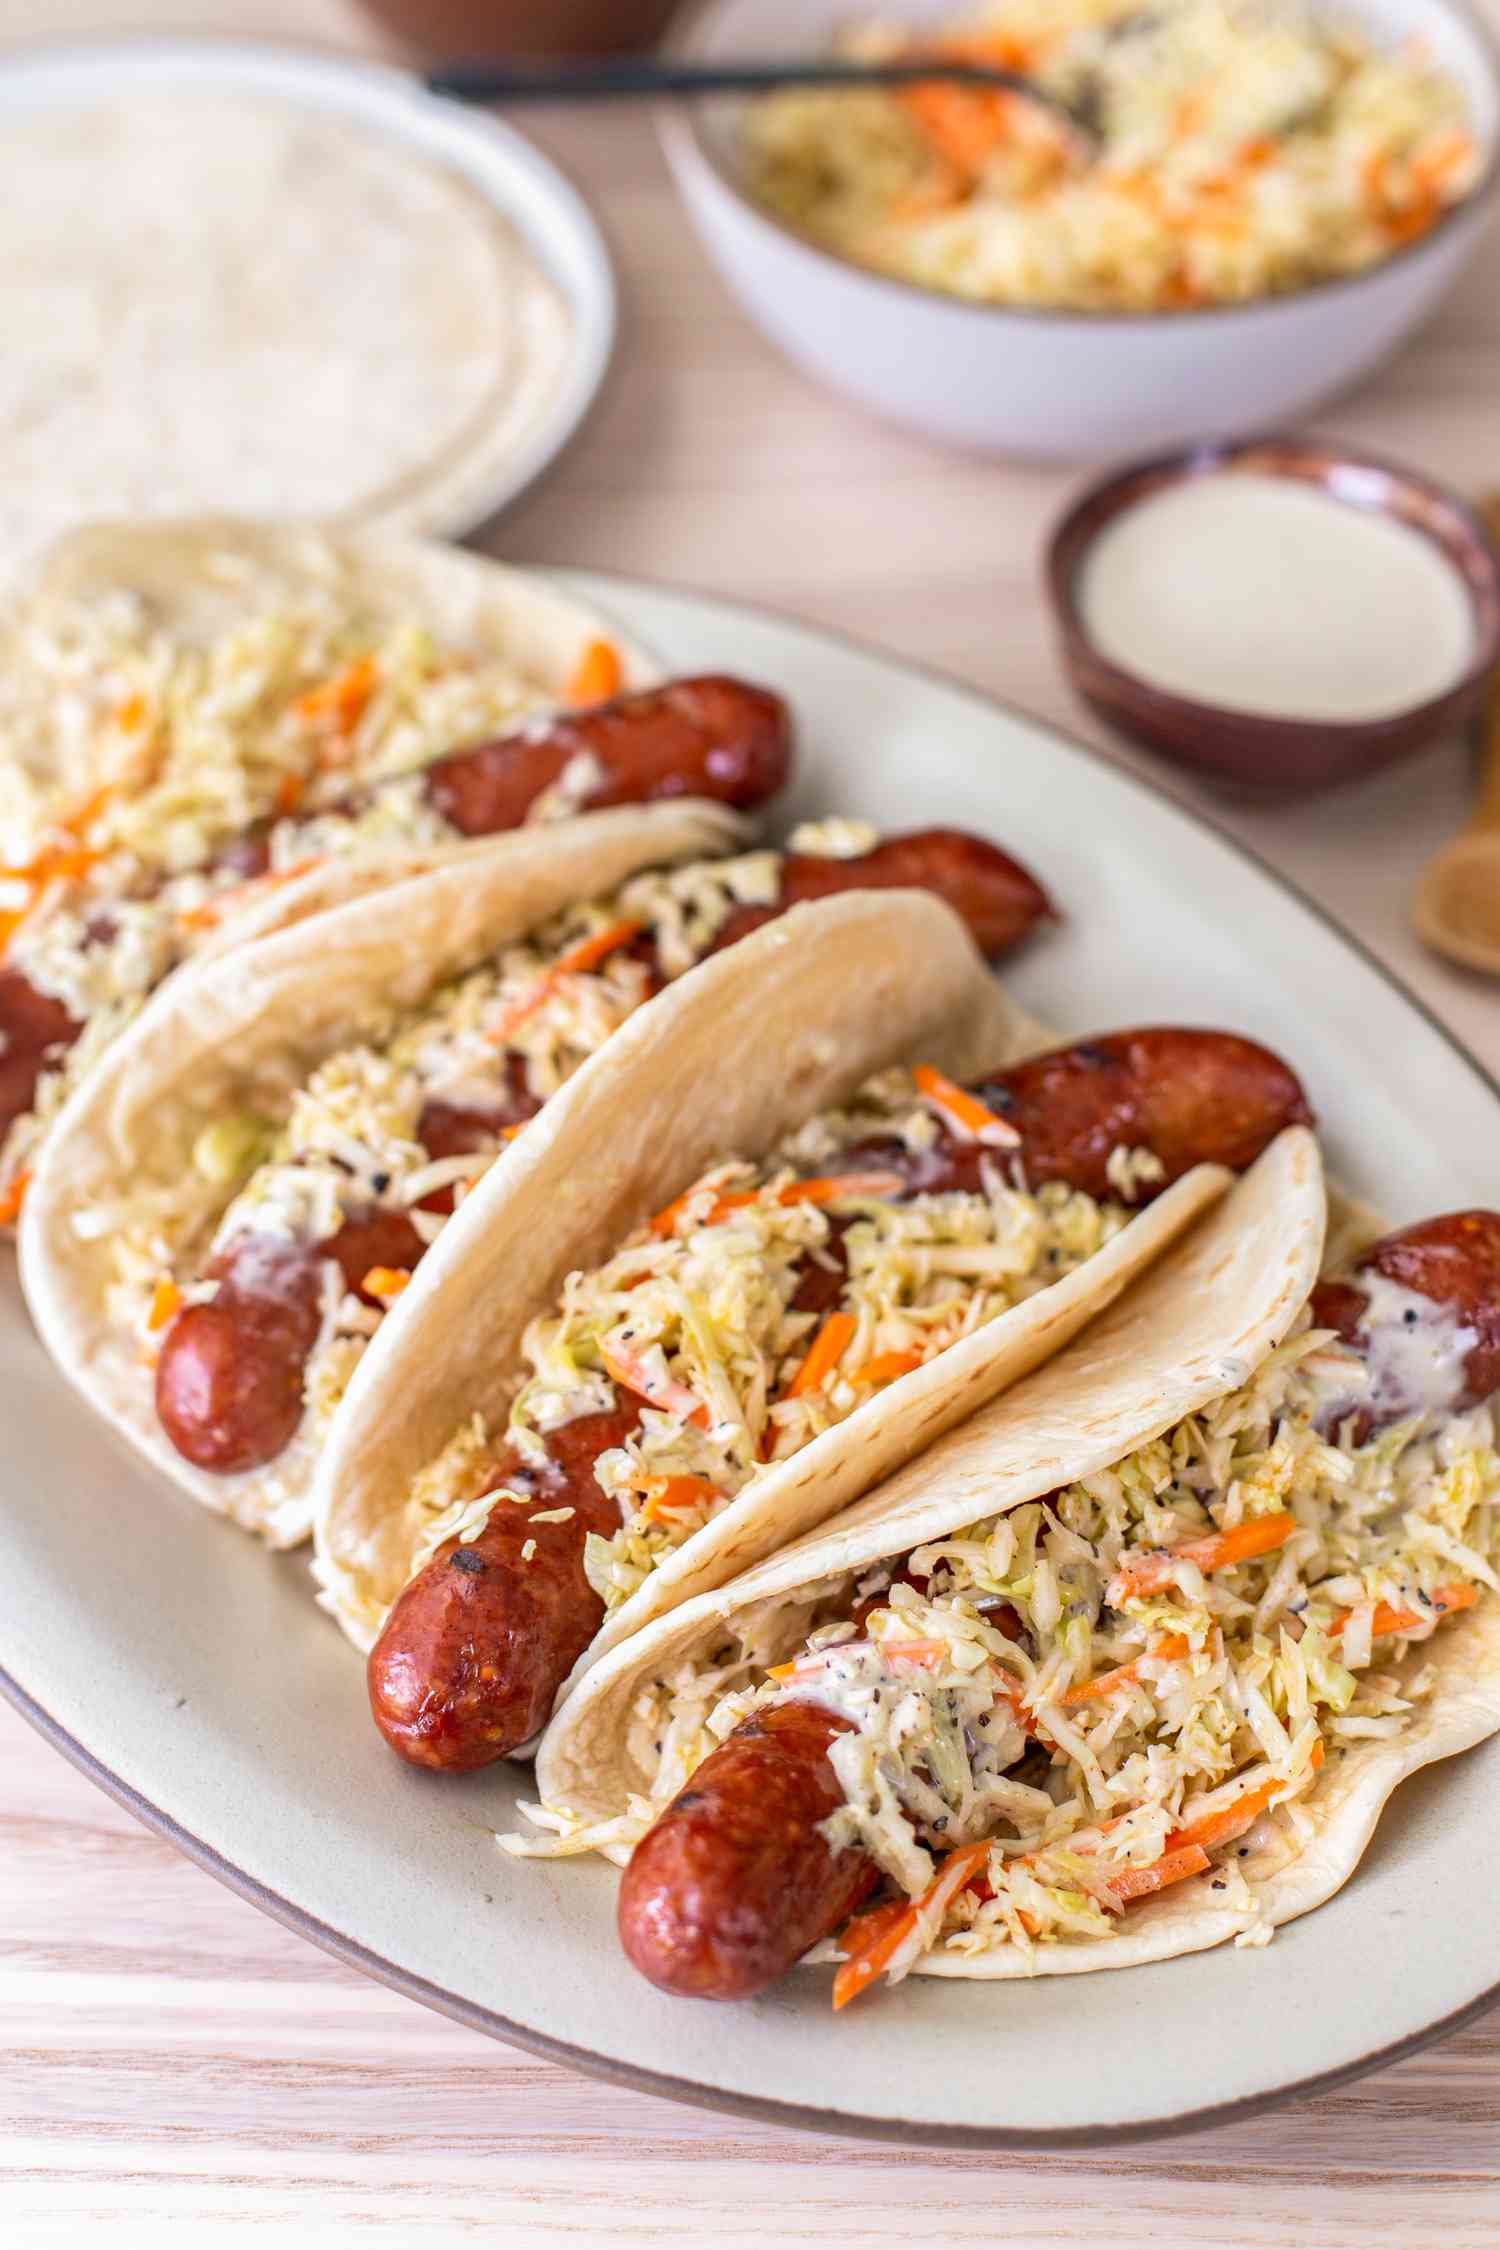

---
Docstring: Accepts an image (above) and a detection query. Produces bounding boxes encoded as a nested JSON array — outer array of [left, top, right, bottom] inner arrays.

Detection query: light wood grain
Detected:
[[4, 2, 1500, 2242]]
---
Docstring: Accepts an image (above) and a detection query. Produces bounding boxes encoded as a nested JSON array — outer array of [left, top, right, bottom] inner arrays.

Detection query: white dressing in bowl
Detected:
[[1078, 472, 1476, 723]]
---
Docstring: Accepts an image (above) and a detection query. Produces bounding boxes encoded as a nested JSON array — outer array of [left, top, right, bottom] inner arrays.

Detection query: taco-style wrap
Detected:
[[21, 814, 1052, 1547], [315, 933, 1310, 1773], [517, 1146, 1500, 2009], [0, 518, 797, 1217]]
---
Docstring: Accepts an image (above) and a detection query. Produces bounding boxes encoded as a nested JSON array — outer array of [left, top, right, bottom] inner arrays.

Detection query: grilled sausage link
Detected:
[[840, 1028, 1312, 1206], [617, 1701, 878, 2001], [0, 968, 83, 1148], [364, 1238, 848, 1776], [367, 1403, 641, 1769], [1310, 1210, 1500, 1439], [154, 1206, 426, 1474], [707, 828, 1054, 964], [423, 677, 792, 837]]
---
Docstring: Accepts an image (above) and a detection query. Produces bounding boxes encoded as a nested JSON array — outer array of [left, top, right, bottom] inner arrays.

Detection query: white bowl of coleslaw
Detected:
[[660, 0, 1500, 460]]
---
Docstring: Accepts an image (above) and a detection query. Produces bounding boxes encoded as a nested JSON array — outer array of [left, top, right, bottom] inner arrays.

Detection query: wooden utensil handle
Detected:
[[1472, 497, 1500, 832], [1469, 676, 1500, 831]]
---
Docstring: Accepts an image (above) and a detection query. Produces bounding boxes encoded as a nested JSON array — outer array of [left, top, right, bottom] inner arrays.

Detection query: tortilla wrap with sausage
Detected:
[[505, 1130, 1500, 2001], [529, 1139, 1500, 1999], [309, 902, 1248, 1709], [0, 518, 668, 1209], [18, 801, 740, 1544]]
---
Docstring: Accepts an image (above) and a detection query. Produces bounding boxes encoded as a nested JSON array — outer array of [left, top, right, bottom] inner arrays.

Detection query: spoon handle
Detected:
[[429, 56, 1035, 99], [425, 54, 1081, 130], [1467, 670, 1500, 832], [1468, 496, 1500, 833]]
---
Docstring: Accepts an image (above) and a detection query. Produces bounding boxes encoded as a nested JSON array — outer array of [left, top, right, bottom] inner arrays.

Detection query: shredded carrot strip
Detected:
[[1058, 1635, 1192, 1707], [899, 73, 1012, 180], [879, 1639, 949, 1669], [1110, 1513, 1296, 1603], [765, 1652, 840, 1683], [293, 656, 377, 737], [60, 783, 119, 840], [1103, 1842, 1211, 1908], [0, 1170, 32, 1225], [943, 29, 1037, 70], [788, 1311, 856, 1400], [1329, 1584, 1477, 1642], [273, 770, 307, 818], [855, 1349, 925, 1387], [989, 1668, 1034, 1726], [1168, 1740, 1325, 1857], [899, 37, 1025, 184], [833, 1842, 990, 2011], [1, 845, 103, 890], [1384, 194, 1440, 246], [361, 1266, 410, 1303], [638, 1475, 722, 1526], [912, 1063, 1020, 1147], [113, 691, 149, 733], [176, 859, 323, 933], [601, 1343, 711, 1431], [146, 1278, 181, 1333], [1413, 128, 1474, 190], [890, 164, 966, 219], [566, 639, 624, 706], [0, 837, 107, 959], [488, 917, 644, 1043], [833, 1898, 908, 1959], [649, 1169, 905, 1240]]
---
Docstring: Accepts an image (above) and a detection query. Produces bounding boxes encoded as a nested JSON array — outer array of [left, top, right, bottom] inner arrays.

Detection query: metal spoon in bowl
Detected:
[[425, 54, 1102, 150]]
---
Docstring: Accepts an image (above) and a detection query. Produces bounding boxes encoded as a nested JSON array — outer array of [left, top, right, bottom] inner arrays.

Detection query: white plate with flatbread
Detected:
[[0, 38, 614, 565]]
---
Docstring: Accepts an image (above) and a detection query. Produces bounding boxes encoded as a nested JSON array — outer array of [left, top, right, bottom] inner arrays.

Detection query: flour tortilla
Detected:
[[18, 801, 738, 1548], [528, 1129, 1463, 1994], [312, 893, 1233, 1666], [0, 93, 574, 564], [0, 515, 657, 850]]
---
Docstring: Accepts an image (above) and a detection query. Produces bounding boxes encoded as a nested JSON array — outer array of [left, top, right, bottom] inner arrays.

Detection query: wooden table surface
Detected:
[[5, 3, 1500, 2241]]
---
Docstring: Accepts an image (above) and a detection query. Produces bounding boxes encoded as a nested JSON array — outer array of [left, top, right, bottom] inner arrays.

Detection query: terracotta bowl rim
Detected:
[[1044, 434, 1500, 765]]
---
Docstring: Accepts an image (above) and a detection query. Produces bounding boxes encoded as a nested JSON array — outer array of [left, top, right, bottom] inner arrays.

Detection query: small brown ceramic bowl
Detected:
[[1046, 437, 1500, 796]]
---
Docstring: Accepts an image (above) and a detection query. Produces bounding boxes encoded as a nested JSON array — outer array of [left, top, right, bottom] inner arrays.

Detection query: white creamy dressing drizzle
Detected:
[[1315, 1272, 1479, 1428], [1079, 474, 1475, 724], [782, 1631, 1028, 1887]]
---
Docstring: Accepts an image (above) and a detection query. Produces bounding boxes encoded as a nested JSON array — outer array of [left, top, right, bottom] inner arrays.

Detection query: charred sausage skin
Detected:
[[425, 677, 793, 836], [840, 1028, 1312, 1206], [154, 1206, 427, 1474], [616, 1702, 878, 2001], [708, 828, 1054, 964], [366, 1404, 640, 1769], [0, 969, 83, 1148]]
